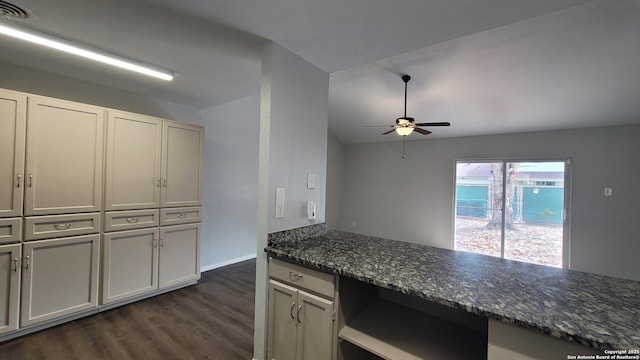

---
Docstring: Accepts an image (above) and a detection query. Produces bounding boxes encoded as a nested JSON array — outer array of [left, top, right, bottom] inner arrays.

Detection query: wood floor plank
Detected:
[[0, 259, 256, 360]]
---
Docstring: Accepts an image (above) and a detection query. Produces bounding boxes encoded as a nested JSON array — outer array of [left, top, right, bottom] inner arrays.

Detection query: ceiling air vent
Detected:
[[0, 0, 31, 20]]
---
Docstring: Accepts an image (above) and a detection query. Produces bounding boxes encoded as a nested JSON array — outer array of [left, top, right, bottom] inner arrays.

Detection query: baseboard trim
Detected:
[[201, 253, 257, 272]]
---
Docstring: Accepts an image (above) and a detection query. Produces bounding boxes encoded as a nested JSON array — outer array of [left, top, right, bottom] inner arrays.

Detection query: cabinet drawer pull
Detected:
[[54, 223, 71, 230], [126, 217, 139, 223], [289, 271, 303, 281], [24, 255, 30, 270], [296, 305, 302, 324], [16, 174, 21, 188], [176, 213, 187, 218], [13, 257, 19, 272], [290, 301, 296, 320]]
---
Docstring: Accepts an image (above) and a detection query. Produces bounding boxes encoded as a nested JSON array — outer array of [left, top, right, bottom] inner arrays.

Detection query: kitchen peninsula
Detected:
[[265, 230, 640, 359]]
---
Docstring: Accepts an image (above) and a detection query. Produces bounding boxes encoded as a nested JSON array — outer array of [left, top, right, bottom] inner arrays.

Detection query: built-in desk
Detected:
[[266, 230, 640, 359]]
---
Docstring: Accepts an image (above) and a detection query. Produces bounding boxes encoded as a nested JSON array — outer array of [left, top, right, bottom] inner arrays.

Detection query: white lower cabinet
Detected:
[[102, 228, 159, 304], [20, 234, 100, 327], [268, 259, 336, 360], [0, 244, 21, 336], [102, 222, 201, 305], [159, 223, 201, 289]]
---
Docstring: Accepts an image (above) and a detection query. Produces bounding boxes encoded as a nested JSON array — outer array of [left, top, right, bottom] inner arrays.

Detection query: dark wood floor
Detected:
[[1, 259, 256, 360]]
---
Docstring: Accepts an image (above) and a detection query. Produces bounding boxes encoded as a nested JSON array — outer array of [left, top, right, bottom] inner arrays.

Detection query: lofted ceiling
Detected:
[[1, 0, 639, 143]]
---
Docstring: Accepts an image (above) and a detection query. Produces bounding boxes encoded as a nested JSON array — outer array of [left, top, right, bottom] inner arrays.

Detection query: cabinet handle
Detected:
[[162, 177, 167, 187], [156, 177, 161, 188], [16, 174, 21, 188], [24, 255, 30, 270], [159, 237, 165, 248], [153, 238, 158, 248], [13, 257, 19, 272], [28, 174, 33, 187], [290, 301, 296, 320], [54, 223, 71, 230], [296, 305, 302, 324], [126, 218, 139, 223], [289, 271, 303, 281], [176, 213, 186, 218]]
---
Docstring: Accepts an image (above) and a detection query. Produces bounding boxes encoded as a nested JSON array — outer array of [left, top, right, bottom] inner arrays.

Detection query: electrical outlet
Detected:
[[604, 187, 612, 197]]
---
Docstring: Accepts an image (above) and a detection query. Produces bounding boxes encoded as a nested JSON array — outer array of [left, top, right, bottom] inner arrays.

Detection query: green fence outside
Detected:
[[521, 187, 564, 224], [455, 186, 488, 218], [456, 185, 563, 224]]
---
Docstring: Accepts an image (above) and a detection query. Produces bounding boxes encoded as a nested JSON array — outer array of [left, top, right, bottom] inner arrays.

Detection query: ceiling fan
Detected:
[[368, 74, 450, 137]]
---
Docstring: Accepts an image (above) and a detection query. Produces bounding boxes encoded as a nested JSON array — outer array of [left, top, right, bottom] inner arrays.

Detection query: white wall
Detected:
[[337, 126, 640, 281], [191, 95, 260, 270], [254, 42, 329, 360], [266, 48, 329, 232], [326, 131, 345, 230]]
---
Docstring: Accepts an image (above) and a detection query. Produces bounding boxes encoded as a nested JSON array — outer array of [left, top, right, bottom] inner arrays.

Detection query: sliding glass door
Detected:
[[454, 160, 568, 268]]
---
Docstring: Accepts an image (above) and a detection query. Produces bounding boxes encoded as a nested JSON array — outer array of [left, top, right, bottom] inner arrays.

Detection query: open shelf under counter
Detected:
[[339, 299, 487, 360]]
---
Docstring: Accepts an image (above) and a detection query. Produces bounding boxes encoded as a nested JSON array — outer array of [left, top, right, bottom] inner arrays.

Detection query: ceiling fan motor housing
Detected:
[[396, 117, 415, 126]]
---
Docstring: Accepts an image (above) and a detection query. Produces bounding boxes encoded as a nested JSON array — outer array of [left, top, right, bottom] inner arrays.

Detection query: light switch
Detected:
[[604, 187, 613, 197], [275, 188, 285, 218], [307, 173, 316, 189]]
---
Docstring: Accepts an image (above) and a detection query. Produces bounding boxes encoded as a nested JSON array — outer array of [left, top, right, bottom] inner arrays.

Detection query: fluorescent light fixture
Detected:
[[0, 23, 174, 81]]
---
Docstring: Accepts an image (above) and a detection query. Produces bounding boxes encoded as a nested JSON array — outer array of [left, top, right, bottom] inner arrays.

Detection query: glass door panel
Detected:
[[503, 161, 565, 267], [454, 162, 503, 258]]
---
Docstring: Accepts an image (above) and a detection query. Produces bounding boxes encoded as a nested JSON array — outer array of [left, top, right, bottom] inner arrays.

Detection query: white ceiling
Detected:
[[1, 0, 639, 143]]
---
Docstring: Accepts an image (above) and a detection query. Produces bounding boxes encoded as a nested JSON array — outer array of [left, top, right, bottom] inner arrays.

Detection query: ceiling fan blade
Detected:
[[414, 122, 451, 127], [364, 125, 395, 128], [414, 127, 432, 135], [381, 129, 396, 135]]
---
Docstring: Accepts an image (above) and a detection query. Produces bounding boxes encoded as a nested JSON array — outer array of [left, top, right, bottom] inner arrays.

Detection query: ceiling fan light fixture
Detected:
[[395, 127, 414, 136]]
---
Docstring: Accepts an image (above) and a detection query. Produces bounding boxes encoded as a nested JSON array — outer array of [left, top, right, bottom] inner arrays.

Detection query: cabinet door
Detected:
[[24, 96, 104, 215], [104, 111, 162, 210], [0, 89, 26, 218], [102, 228, 159, 304], [160, 121, 203, 208], [158, 223, 200, 289], [0, 244, 21, 335], [296, 291, 334, 360], [21, 234, 100, 327], [268, 280, 298, 360]]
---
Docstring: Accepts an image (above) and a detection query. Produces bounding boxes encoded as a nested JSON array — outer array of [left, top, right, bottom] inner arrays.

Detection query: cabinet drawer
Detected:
[[104, 209, 159, 232], [24, 212, 101, 241], [160, 206, 201, 226], [269, 258, 335, 299], [0, 218, 22, 244]]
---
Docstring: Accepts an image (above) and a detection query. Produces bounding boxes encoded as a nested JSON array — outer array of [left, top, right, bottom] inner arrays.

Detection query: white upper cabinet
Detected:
[[104, 111, 162, 211], [0, 89, 26, 218], [160, 120, 203, 208], [24, 96, 105, 215]]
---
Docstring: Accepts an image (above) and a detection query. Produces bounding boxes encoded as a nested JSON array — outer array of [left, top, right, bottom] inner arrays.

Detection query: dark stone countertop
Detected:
[[265, 230, 640, 350]]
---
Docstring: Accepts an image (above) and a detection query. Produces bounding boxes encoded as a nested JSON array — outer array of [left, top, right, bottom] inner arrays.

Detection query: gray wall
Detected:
[[326, 131, 345, 230], [336, 126, 640, 281], [192, 95, 260, 270], [254, 42, 329, 360]]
